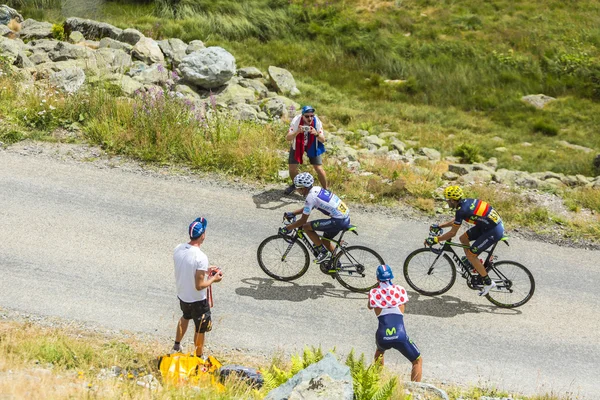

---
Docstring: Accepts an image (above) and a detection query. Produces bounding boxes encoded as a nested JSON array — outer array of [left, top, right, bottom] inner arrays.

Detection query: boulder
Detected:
[[157, 38, 187, 66], [288, 374, 350, 400], [174, 84, 202, 101], [19, 19, 53, 40], [180, 46, 235, 89], [521, 94, 556, 109], [238, 66, 263, 79], [131, 37, 164, 64], [49, 41, 95, 62], [68, 31, 84, 43], [378, 131, 400, 139], [268, 66, 299, 96], [28, 52, 51, 65], [448, 163, 474, 175], [95, 48, 132, 74], [0, 24, 15, 38], [103, 74, 143, 96], [420, 147, 441, 161], [558, 140, 593, 153], [117, 28, 144, 45], [186, 39, 205, 54], [361, 135, 385, 148], [515, 176, 543, 189], [98, 37, 133, 54], [457, 170, 493, 184], [260, 96, 300, 118], [126, 61, 168, 85], [29, 38, 59, 53], [390, 139, 406, 153], [49, 67, 86, 93], [442, 171, 459, 181], [214, 83, 255, 105], [0, 5, 23, 26], [15, 51, 34, 68], [64, 17, 122, 40], [228, 102, 259, 121], [404, 382, 449, 400], [238, 78, 269, 98], [0, 36, 20, 63], [265, 353, 353, 400], [484, 157, 498, 169]]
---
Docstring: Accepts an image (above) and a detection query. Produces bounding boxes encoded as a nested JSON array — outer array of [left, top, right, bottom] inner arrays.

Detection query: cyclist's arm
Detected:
[[438, 218, 455, 229], [436, 223, 460, 242], [286, 213, 309, 231], [399, 304, 405, 313]]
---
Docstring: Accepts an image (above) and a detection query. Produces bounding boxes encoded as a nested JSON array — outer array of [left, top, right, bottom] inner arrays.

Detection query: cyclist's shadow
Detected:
[[407, 291, 522, 317], [252, 188, 302, 211], [236, 277, 367, 302]]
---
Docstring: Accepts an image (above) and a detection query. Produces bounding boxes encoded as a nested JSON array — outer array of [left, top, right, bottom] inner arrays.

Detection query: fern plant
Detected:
[[346, 350, 397, 400], [261, 346, 325, 393]]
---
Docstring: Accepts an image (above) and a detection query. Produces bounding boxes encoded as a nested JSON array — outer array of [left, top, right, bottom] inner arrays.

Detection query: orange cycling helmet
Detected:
[[444, 185, 464, 201]]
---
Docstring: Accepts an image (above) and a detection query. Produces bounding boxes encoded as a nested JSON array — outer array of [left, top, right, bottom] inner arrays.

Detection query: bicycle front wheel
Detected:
[[334, 246, 384, 293], [403, 248, 457, 295], [485, 261, 535, 308], [257, 235, 310, 281]]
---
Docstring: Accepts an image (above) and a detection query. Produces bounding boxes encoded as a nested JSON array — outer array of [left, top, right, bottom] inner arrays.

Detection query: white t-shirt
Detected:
[[173, 243, 209, 303], [303, 187, 350, 219], [288, 114, 324, 150]]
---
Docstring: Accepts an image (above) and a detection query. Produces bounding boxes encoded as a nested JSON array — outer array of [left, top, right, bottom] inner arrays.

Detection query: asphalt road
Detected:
[[1, 147, 599, 398]]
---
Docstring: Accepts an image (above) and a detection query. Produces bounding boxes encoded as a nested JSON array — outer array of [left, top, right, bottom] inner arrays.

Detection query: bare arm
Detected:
[[286, 213, 309, 231], [195, 268, 222, 291], [436, 223, 460, 243], [438, 218, 456, 229]]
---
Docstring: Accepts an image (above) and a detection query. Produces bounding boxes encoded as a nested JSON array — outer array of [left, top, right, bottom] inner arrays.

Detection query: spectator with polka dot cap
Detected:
[[368, 264, 422, 382]]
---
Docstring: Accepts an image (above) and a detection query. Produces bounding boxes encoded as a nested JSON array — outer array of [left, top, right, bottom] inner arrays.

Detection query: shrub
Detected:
[[532, 120, 559, 136], [51, 23, 65, 41], [453, 143, 482, 164]]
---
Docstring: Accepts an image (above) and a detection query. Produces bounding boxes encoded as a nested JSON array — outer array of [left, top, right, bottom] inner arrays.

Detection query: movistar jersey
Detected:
[[454, 198, 502, 227], [303, 187, 350, 219], [376, 308, 408, 342]]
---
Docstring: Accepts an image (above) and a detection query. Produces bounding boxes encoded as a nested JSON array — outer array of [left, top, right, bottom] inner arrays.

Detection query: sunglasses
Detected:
[[303, 114, 314, 118]]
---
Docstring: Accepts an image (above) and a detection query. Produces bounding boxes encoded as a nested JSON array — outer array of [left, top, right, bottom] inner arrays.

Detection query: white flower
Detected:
[[37, 110, 46, 115], [49, 105, 56, 110], [42, 99, 47, 103]]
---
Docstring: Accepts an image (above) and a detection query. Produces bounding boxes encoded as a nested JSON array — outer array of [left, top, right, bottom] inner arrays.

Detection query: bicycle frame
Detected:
[[430, 239, 503, 280]]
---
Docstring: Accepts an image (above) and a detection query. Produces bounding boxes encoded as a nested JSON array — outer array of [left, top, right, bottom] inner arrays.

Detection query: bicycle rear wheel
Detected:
[[403, 248, 457, 295], [257, 235, 310, 281], [485, 261, 535, 308], [334, 245, 384, 292]]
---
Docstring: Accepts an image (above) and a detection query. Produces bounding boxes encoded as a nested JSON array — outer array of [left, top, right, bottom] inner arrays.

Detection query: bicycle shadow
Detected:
[[236, 277, 368, 302], [406, 291, 522, 318], [252, 188, 301, 211]]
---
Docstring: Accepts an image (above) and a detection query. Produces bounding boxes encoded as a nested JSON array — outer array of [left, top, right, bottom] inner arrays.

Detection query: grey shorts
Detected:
[[288, 147, 323, 165]]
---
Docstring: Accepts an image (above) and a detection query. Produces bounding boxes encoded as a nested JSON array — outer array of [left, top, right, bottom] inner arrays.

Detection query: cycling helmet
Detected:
[[301, 105, 315, 115], [293, 172, 314, 188], [189, 217, 207, 239], [444, 185, 464, 201], [376, 264, 394, 281]]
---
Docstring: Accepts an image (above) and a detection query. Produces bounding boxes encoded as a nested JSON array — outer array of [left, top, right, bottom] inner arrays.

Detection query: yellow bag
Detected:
[[158, 353, 224, 390]]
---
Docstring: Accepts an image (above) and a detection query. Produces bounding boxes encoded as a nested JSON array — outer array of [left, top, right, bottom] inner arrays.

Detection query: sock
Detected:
[[173, 341, 180, 349]]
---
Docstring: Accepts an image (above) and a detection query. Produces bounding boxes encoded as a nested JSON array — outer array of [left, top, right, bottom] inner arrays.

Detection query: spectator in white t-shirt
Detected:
[[171, 217, 223, 357]]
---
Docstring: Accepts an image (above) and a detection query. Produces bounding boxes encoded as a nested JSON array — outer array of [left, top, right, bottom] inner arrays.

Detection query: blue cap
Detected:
[[376, 264, 394, 281], [301, 105, 315, 114], [189, 217, 207, 239]]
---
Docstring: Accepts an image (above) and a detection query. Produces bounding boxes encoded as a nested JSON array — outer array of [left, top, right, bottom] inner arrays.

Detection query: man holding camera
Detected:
[[171, 217, 223, 358], [284, 105, 327, 195]]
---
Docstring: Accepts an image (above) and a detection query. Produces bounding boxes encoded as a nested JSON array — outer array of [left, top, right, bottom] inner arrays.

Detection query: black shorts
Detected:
[[179, 298, 212, 333], [288, 147, 323, 165]]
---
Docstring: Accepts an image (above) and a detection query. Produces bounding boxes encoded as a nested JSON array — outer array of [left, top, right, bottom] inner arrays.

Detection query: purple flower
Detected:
[[209, 91, 216, 109], [157, 64, 165, 73], [171, 70, 180, 81]]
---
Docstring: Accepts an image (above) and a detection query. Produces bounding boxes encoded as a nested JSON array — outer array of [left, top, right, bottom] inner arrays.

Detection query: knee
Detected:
[[413, 356, 422, 366]]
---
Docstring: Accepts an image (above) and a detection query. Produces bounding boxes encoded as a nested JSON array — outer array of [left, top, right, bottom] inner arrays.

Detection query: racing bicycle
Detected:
[[257, 217, 384, 292], [402, 228, 535, 308]]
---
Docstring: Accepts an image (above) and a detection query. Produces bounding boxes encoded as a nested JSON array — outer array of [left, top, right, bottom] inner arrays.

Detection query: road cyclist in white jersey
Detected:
[[279, 172, 351, 264]]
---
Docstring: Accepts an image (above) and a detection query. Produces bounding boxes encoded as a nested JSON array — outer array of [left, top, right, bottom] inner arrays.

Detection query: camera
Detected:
[[302, 126, 311, 133]]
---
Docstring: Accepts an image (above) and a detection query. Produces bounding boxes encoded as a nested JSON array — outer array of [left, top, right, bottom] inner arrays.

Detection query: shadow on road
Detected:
[[236, 277, 367, 302], [407, 291, 522, 317], [252, 188, 301, 211]]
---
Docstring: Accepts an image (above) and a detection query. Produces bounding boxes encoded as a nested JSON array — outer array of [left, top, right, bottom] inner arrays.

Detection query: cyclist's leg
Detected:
[[309, 218, 349, 252], [460, 225, 488, 277], [468, 223, 504, 276]]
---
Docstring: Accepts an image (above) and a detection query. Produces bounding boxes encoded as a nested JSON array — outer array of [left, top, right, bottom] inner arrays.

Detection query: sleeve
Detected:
[[196, 252, 209, 272], [302, 192, 315, 216], [453, 208, 464, 225], [288, 115, 301, 135]]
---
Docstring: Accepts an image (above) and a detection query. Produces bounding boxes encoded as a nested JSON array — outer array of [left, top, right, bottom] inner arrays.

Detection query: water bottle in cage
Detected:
[[340, 240, 348, 248]]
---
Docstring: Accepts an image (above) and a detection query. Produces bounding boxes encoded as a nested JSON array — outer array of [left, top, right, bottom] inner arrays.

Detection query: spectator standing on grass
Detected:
[[283, 105, 327, 195], [171, 217, 223, 358], [369, 265, 422, 382]]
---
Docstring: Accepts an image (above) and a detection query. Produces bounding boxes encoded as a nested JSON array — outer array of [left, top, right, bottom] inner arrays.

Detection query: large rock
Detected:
[[420, 147, 441, 161], [361, 135, 385, 148], [117, 28, 144, 45], [49, 41, 95, 62], [157, 38, 187, 66], [180, 46, 236, 89], [238, 66, 263, 79], [99, 37, 133, 54], [126, 61, 168, 85], [19, 19, 53, 40], [260, 96, 300, 118], [186, 39, 205, 54], [521, 94, 556, 109], [0, 24, 15, 38], [557, 140, 593, 153], [64, 17, 122, 40], [68, 30, 84, 43], [288, 374, 350, 400], [95, 48, 132, 74], [404, 382, 449, 400], [390, 139, 406, 153], [131, 37, 164, 64], [103, 74, 143, 96], [214, 83, 255, 105], [239, 78, 269, 98], [448, 163, 474, 175], [49, 67, 86, 93], [0, 5, 23, 26], [29, 38, 59, 53], [265, 353, 353, 400], [0, 36, 19, 63], [228, 102, 259, 121], [28, 52, 51, 65], [268, 66, 299, 96]]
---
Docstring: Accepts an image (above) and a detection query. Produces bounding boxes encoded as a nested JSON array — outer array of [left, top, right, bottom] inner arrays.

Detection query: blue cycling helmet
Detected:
[[376, 264, 394, 281], [189, 217, 208, 239], [301, 105, 315, 114]]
